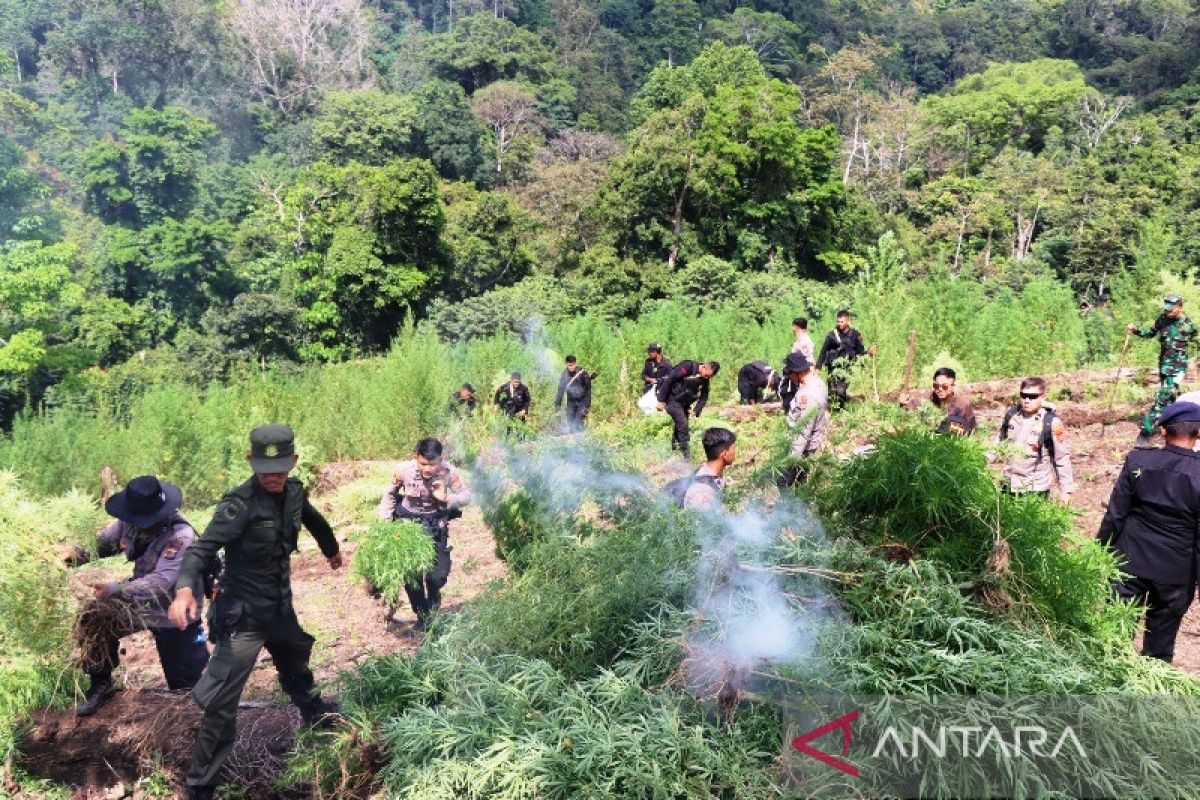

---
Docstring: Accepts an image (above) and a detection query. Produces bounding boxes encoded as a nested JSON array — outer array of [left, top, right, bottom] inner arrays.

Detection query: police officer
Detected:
[[494, 372, 531, 421], [554, 355, 595, 433], [378, 438, 472, 631], [1128, 293, 1198, 448], [1098, 400, 1200, 662], [996, 377, 1075, 504], [450, 383, 477, 415], [783, 352, 829, 459], [641, 343, 672, 393], [736, 360, 780, 405], [68, 475, 209, 716], [168, 424, 342, 800], [791, 318, 814, 361], [815, 309, 875, 410], [656, 360, 720, 458]]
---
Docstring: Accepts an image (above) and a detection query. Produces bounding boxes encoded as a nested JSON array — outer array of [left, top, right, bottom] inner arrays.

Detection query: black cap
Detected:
[[1158, 401, 1200, 426], [646, 342, 662, 353], [785, 352, 812, 373], [105, 475, 183, 528], [249, 423, 296, 473]]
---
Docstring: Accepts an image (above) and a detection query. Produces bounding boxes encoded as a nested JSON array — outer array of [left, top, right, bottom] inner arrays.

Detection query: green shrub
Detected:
[[0, 473, 104, 761], [351, 521, 436, 605]]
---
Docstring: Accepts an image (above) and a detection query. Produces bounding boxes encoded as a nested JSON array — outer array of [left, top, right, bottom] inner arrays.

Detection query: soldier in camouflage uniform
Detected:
[[1128, 293, 1199, 448]]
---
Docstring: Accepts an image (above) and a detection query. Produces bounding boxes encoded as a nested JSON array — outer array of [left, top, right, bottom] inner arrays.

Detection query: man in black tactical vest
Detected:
[[169, 424, 343, 800]]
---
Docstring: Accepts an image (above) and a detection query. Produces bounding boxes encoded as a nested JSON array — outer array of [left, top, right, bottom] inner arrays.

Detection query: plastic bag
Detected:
[[637, 388, 659, 415]]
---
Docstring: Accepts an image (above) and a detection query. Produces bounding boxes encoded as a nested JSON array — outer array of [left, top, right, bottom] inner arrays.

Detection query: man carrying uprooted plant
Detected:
[[1128, 293, 1198, 449], [378, 437, 472, 631], [169, 424, 342, 800], [1097, 400, 1200, 663], [996, 376, 1075, 505], [66, 475, 210, 716]]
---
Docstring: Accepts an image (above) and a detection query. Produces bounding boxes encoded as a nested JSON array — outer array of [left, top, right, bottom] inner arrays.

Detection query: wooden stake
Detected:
[[902, 330, 917, 392]]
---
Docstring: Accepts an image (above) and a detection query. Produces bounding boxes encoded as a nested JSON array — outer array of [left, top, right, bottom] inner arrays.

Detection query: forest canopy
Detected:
[[2, 0, 1200, 426]]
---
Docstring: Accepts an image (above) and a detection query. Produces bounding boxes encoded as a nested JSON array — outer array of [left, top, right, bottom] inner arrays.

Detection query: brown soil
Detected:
[[21, 468, 507, 799]]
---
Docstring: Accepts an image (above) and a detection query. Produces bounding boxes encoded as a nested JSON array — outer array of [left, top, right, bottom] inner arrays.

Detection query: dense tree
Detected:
[[79, 106, 217, 227], [311, 90, 419, 165], [277, 159, 446, 358]]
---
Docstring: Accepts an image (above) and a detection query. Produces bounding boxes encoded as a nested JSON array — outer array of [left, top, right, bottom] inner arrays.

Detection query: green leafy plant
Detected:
[[351, 521, 436, 606]]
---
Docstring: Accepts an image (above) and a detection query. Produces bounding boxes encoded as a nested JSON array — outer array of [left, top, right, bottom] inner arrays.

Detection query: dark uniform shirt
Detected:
[[175, 477, 338, 623], [494, 382, 531, 416], [1097, 444, 1200, 585], [642, 357, 672, 391], [656, 360, 712, 415], [92, 514, 198, 629], [816, 327, 866, 371], [555, 368, 593, 409]]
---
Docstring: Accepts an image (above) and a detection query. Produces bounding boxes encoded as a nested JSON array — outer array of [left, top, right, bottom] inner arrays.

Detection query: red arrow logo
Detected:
[[791, 709, 859, 778]]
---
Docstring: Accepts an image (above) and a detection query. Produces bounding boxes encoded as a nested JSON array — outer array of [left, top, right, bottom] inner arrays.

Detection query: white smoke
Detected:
[[684, 496, 834, 722]]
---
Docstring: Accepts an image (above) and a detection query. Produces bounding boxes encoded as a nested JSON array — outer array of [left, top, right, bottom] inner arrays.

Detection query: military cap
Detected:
[[249, 423, 297, 473], [1157, 401, 1200, 427], [1164, 293, 1184, 309], [646, 342, 662, 353], [784, 351, 812, 373]]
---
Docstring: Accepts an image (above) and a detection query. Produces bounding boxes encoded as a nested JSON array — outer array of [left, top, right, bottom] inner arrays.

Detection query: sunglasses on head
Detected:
[[1019, 392, 1042, 400]]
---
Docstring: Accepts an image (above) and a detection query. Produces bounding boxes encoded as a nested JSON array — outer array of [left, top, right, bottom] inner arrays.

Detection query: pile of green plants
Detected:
[[810, 428, 1127, 634], [0, 472, 103, 763], [351, 521, 437, 606]]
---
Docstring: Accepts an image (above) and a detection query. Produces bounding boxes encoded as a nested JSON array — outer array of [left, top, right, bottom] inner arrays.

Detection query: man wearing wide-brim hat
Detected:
[[1098, 400, 1200, 662], [169, 423, 342, 800], [69, 475, 210, 716]]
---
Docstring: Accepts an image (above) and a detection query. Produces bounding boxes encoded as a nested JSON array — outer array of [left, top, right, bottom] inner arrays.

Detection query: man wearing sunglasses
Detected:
[[997, 376, 1075, 504], [907, 367, 976, 435], [1128, 293, 1197, 449]]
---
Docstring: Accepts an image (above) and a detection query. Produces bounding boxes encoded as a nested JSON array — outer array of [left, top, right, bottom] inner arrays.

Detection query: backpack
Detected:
[[662, 473, 722, 508], [998, 405, 1056, 463]]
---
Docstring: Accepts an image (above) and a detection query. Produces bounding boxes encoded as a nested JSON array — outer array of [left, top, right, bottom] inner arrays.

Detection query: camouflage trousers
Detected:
[[1141, 367, 1186, 434]]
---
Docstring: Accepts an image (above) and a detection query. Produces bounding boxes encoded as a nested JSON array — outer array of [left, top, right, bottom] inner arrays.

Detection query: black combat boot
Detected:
[[299, 697, 342, 730], [74, 675, 117, 717], [189, 786, 216, 800], [1134, 431, 1156, 449]]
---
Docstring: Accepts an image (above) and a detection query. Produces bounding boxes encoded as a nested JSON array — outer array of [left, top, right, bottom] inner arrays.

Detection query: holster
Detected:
[[206, 595, 244, 640]]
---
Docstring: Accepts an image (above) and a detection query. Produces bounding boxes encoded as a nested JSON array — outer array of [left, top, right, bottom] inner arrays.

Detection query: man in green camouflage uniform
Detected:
[[1128, 293, 1199, 448], [168, 424, 342, 800]]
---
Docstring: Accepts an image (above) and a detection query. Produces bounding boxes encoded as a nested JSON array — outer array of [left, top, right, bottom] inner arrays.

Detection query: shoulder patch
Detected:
[[1051, 418, 1066, 440], [162, 536, 185, 559], [216, 496, 245, 522]]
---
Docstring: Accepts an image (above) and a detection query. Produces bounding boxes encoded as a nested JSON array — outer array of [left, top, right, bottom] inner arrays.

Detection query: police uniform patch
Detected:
[[163, 536, 185, 559], [1052, 419, 1065, 441], [218, 497, 244, 521]]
